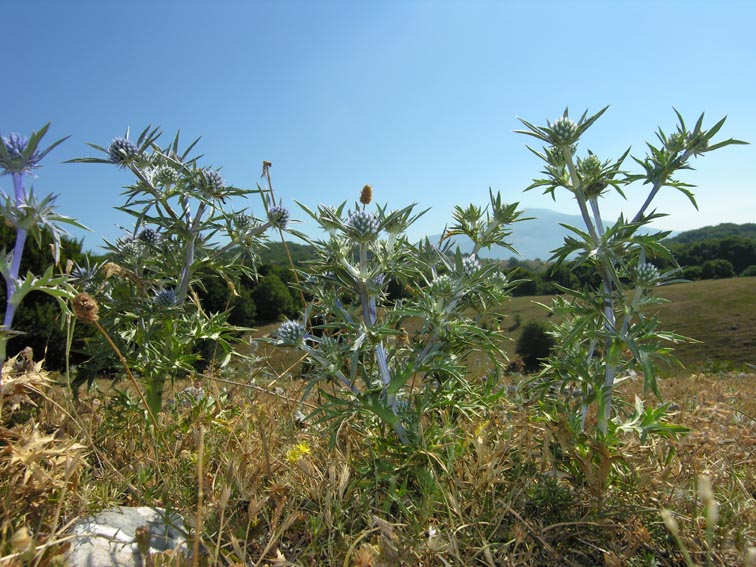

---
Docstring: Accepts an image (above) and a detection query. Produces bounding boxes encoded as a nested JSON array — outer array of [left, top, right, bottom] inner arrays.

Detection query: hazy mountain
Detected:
[[430, 208, 676, 261]]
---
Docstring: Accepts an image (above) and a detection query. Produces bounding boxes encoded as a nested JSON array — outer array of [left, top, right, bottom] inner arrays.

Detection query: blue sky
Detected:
[[3, 0, 754, 252]]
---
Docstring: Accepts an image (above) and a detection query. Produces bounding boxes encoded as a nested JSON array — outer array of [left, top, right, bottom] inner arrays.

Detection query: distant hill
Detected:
[[430, 208, 675, 261], [258, 241, 314, 266], [665, 223, 756, 244], [259, 213, 753, 264]]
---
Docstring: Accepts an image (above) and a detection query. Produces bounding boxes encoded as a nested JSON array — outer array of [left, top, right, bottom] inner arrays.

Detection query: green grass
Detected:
[[491, 277, 756, 371]]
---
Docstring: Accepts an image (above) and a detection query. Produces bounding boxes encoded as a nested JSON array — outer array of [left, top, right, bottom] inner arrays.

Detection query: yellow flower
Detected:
[[286, 442, 311, 463]]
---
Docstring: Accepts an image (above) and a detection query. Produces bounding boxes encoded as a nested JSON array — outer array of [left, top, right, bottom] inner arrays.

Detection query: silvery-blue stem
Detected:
[[3, 172, 28, 330], [176, 201, 207, 304]]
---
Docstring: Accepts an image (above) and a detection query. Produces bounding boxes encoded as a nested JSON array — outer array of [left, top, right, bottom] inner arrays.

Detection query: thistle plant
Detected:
[[0, 124, 84, 384], [69, 127, 282, 412], [516, 108, 745, 437], [280, 189, 525, 445]]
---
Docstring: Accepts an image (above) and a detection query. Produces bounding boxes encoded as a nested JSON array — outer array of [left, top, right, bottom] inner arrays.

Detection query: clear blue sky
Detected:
[[3, 0, 754, 252]]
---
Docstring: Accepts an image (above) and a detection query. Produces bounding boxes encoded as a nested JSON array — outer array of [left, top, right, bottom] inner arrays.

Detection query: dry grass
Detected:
[[1, 351, 754, 566]]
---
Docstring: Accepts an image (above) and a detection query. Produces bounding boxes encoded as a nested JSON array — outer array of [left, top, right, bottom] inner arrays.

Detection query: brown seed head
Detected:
[[73, 292, 99, 323], [360, 184, 373, 205]]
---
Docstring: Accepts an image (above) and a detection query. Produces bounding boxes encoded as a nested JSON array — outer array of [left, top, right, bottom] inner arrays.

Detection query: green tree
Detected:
[[252, 273, 296, 322], [515, 321, 555, 372]]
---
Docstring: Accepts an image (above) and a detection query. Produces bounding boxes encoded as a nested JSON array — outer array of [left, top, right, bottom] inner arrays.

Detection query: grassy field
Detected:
[[488, 277, 756, 371]]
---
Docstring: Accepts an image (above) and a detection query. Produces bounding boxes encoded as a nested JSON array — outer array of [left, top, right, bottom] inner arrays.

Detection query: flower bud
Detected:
[[154, 165, 180, 185], [665, 131, 686, 153], [549, 116, 579, 147]]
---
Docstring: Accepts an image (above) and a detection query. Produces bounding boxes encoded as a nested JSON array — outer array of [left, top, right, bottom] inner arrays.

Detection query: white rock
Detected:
[[67, 506, 187, 567]]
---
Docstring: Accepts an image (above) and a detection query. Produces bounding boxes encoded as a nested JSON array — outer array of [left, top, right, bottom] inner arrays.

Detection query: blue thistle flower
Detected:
[[267, 205, 290, 229], [0, 124, 67, 176], [429, 274, 454, 297], [137, 228, 160, 245], [233, 212, 254, 231], [0, 134, 36, 175], [276, 319, 306, 345], [202, 169, 224, 195], [108, 137, 139, 164], [116, 236, 141, 258], [154, 288, 178, 307]]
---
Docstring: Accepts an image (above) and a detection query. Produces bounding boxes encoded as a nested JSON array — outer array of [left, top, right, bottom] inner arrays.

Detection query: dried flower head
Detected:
[[360, 184, 373, 205], [73, 292, 100, 323]]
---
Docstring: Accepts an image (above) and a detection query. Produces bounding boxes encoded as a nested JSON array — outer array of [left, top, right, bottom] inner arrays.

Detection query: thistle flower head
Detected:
[[154, 165, 180, 186], [544, 144, 575, 167], [665, 130, 686, 153], [137, 227, 160, 245], [116, 236, 141, 258], [154, 288, 178, 307], [360, 184, 373, 205], [267, 205, 290, 229], [686, 131, 709, 154], [577, 153, 608, 197], [462, 254, 481, 275], [233, 212, 255, 231], [0, 133, 39, 174], [346, 209, 380, 241], [577, 154, 602, 178], [108, 137, 139, 164], [276, 319, 306, 345], [429, 274, 454, 297], [634, 262, 660, 287], [201, 169, 224, 195], [549, 116, 579, 147]]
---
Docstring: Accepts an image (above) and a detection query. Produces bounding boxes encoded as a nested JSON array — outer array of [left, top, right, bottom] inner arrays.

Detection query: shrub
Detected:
[[740, 264, 756, 277], [515, 320, 555, 372], [701, 258, 736, 279]]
